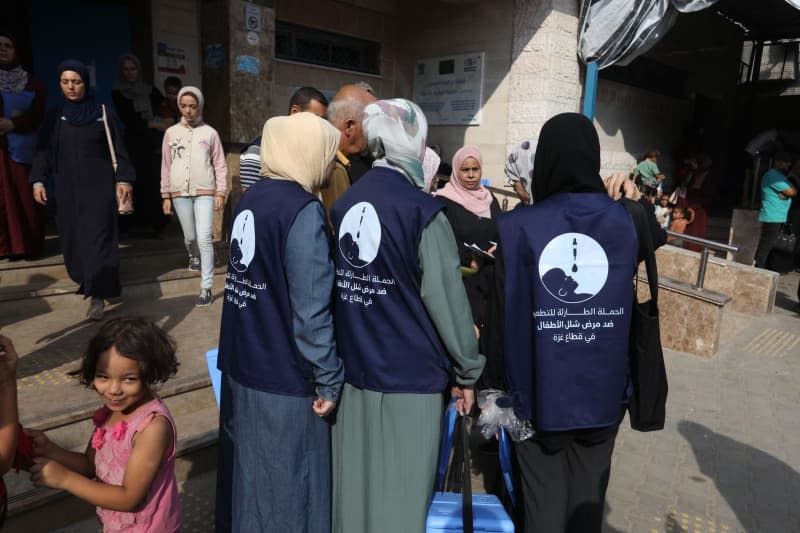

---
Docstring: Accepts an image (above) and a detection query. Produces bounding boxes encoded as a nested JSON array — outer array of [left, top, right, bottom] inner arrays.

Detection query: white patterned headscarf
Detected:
[[422, 147, 441, 193], [504, 138, 538, 201], [363, 99, 428, 188]]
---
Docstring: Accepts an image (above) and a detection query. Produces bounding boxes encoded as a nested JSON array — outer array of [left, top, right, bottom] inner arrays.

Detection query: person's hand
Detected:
[[512, 181, 531, 206], [30, 457, 71, 490], [0, 118, 14, 136], [0, 334, 18, 384], [312, 397, 336, 417], [23, 428, 54, 458], [473, 324, 480, 340], [214, 196, 224, 211], [162, 198, 172, 215], [451, 385, 475, 415], [116, 182, 133, 206], [604, 172, 641, 202], [487, 245, 497, 256], [32, 185, 47, 206]]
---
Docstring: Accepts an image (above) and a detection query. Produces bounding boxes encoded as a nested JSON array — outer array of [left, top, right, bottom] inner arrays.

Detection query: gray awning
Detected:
[[579, 0, 800, 69]]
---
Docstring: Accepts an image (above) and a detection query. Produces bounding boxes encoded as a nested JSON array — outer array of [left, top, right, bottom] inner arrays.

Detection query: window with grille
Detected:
[[275, 21, 381, 75]]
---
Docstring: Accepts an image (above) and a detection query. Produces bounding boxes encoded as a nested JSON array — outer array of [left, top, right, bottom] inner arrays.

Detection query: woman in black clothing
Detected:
[[112, 53, 170, 236], [31, 60, 134, 320], [436, 145, 502, 379]]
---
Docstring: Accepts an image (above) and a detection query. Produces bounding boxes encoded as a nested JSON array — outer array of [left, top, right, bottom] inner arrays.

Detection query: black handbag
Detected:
[[625, 200, 668, 432], [773, 223, 797, 254]]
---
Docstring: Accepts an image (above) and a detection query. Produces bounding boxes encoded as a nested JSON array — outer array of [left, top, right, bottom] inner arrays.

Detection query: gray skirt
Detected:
[[332, 384, 443, 533], [215, 374, 331, 533]]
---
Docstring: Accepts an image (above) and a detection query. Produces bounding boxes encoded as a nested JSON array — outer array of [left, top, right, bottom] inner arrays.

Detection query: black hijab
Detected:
[[57, 59, 102, 126], [532, 112, 606, 202]]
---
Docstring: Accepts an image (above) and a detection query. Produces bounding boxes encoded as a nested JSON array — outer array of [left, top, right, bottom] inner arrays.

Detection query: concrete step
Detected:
[[4, 382, 219, 532], [2, 238, 225, 531], [0, 239, 229, 319]]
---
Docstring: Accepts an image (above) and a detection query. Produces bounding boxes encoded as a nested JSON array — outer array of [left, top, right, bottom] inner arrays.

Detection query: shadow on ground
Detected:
[[16, 293, 199, 379], [679, 420, 800, 533]]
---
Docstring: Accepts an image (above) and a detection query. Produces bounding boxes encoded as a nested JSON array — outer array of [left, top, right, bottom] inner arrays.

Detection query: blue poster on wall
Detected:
[[236, 55, 260, 75]]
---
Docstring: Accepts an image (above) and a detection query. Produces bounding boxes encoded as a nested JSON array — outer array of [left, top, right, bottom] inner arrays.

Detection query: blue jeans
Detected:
[[172, 196, 214, 290]]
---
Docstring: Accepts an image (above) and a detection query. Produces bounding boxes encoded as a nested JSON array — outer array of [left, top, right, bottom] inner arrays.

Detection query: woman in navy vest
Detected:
[[330, 99, 486, 533], [496, 113, 640, 533], [215, 112, 343, 532], [0, 31, 46, 258]]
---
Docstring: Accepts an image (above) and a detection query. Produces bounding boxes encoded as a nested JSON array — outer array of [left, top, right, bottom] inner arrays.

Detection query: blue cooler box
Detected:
[[425, 492, 514, 533]]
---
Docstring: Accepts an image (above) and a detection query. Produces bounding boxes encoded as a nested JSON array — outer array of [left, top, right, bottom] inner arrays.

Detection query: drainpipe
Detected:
[[582, 61, 599, 120]]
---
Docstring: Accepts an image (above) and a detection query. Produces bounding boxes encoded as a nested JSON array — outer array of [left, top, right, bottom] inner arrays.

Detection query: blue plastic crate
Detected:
[[426, 492, 514, 533]]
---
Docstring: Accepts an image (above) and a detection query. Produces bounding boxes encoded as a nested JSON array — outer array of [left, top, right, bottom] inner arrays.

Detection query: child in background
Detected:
[[27, 318, 182, 532], [157, 76, 181, 124], [161, 86, 227, 306], [668, 206, 695, 241], [655, 194, 673, 230], [634, 149, 666, 197]]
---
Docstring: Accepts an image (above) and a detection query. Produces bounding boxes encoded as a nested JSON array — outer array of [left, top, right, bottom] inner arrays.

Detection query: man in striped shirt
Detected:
[[239, 87, 329, 191]]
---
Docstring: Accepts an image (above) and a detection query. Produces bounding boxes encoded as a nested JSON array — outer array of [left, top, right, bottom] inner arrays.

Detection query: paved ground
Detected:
[[604, 270, 800, 533], [8, 237, 800, 532]]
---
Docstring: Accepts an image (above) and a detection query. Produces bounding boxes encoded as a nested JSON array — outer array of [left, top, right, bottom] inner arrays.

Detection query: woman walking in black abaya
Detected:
[[30, 60, 134, 320]]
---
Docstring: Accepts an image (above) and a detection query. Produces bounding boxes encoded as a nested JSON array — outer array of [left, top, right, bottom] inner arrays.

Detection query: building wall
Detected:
[[506, 0, 582, 153], [151, 0, 203, 90], [594, 79, 692, 177], [396, 0, 515, 186], [270, 0, 400, 117]]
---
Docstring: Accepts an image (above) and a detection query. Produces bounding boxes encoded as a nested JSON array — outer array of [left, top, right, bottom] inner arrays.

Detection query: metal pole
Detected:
[[695, 248, 710, 289], [582, 61, 599, 120]]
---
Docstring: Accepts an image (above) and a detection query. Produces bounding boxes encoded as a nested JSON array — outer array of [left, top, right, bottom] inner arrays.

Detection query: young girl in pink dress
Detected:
[[27, 318, 182, 532]]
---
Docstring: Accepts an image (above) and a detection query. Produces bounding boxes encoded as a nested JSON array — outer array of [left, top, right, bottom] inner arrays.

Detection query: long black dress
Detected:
[[30, 107, 134, 299], [112, 87, 165, 232]]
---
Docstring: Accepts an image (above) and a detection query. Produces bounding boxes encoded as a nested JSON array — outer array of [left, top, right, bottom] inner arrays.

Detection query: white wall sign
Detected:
[[413, 52, 484, 126], [245, 5, 261, 32]]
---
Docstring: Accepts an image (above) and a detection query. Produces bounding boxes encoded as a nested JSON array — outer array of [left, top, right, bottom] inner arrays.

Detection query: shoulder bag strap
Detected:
[[461, 413, 473, 533], [101, 104, 118, 173]]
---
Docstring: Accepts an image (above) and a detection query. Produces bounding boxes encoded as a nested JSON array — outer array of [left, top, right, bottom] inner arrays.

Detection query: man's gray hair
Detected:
[[327, 94, 369, 129], [354, 81, 376, 96]]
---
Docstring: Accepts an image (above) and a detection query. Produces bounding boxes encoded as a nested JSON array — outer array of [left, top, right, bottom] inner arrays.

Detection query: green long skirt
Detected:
[[332, 384, 443, 533]]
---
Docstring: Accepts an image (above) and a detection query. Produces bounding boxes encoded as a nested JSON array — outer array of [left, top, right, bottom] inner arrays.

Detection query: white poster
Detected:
[[413, 52, 484, 126]]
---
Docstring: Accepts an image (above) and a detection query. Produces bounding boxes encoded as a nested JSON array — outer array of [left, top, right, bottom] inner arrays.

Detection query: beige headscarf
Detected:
[[260, 112, 340, 193]]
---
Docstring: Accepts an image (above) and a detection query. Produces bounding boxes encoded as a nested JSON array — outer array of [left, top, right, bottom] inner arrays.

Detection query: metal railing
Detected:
[[665, 231, 740, 289]]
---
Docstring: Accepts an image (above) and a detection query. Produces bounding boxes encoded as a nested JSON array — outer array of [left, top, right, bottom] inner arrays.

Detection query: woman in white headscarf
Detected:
[[160, 86, 227, 306], [329, 99, 485, 533], [216, 112, 344, 533], [112, 53, 170, 235]]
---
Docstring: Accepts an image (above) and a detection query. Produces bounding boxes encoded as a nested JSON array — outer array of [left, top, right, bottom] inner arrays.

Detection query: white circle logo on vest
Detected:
[[539, 233, 608, 304], [230, 209, 256, 272], [338, 202, 382, 268]]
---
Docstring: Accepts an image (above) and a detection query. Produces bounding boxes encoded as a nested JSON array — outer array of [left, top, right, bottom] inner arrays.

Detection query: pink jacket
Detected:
[[161, 121, 227, 198]]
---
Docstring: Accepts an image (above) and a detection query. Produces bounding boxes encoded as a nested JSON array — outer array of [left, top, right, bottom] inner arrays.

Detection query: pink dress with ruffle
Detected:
[[91, 399, 183, 532]]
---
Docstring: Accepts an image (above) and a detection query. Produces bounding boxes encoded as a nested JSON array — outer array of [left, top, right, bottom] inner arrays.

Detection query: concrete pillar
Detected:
[[200, 0, 275, 239], [506, 0, 581, 149]]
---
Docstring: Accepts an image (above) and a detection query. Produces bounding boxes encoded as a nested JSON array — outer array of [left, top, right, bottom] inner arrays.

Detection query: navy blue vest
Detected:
[[497, 193, 637, 431], [217, 179, 318, 396], [331, 167, 449, 393]]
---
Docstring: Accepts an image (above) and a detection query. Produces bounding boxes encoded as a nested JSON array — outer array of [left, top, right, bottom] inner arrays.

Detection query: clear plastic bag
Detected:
[[476, 389, 535, 442]]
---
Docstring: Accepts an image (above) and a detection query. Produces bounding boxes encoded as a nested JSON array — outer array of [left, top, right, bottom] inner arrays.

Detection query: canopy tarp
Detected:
[[578, 0, 800, 69]]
